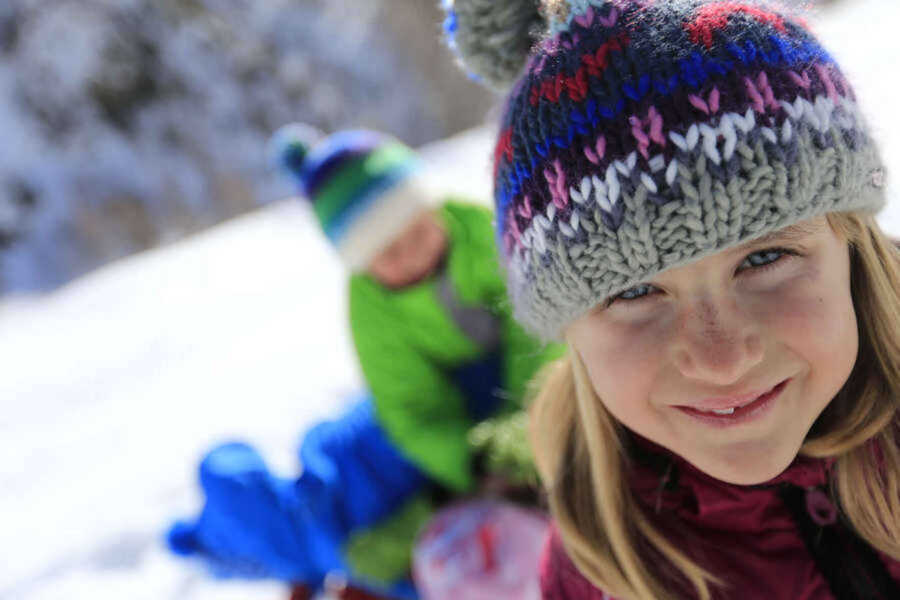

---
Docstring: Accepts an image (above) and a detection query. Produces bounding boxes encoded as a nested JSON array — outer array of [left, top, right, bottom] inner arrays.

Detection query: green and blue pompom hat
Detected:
[[271, 124, 428, 271]]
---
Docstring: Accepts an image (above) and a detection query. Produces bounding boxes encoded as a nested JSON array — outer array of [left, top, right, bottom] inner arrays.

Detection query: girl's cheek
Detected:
[[578, 314, 668, 383], [749, 266, 854, 348], [605, 305, 676, 350]]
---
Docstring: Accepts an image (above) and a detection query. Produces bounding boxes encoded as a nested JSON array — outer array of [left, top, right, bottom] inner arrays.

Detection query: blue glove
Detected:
[[166, 441, 344, 586]]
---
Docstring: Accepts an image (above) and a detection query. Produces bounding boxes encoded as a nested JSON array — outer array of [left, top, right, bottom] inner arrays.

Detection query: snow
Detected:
[[1, 2, 899, 598], [0, 200, 357, 600]]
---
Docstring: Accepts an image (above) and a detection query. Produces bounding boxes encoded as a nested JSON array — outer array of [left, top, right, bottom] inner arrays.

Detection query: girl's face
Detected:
[[568, 217, 858, 485]]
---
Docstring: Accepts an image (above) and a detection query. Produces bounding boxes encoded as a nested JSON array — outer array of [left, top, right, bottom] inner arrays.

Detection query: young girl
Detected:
[[443, 0, 898, 598]]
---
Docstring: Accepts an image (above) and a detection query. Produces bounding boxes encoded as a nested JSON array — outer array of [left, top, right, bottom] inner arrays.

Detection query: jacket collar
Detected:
[[626, 431, 832, 528]]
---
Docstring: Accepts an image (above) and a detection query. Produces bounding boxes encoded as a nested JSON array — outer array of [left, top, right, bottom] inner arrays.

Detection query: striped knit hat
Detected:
[[271, 124, 428, 270], [444, 0, 887, 340]]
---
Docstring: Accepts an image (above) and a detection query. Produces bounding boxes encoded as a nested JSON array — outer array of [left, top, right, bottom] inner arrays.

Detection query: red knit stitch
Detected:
[[493, 127, 513, 177], [530, 33, 630, 106], [687, 3, 787, 49]]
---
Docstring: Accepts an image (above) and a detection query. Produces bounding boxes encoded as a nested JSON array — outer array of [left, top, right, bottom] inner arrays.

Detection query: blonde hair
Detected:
[[530, 212, 900, 600]]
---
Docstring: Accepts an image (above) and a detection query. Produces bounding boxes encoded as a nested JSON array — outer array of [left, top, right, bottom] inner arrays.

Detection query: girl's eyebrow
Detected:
[[735, 221, 821, 251]]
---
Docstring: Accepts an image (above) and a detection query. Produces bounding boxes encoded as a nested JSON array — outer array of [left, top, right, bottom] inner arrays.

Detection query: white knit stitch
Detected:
[[536, 214, 552, 230], [814, 96, 833, 131], [570, 185, 587, 205], [648, 154, 666, 173], [686, 124, 700, 150], [614, 153, 637, 175], [640, 172, 658, 193], [605, 164, 620, 206], [573, 176, 590, 207], [780, 98, 803, 120], [782, 119, 793, 143], [666, 158, 679, 185], [581, 176, 592, 200], [670, 131, 688, 151], [595, 175, 614, 213], [591, 174, 606, 198], [597, 194, 613, 213], [802, 99, 822, 131], [700, 123, 722, 164], [735, 108, 756, 133], [720, 114, 738, 160], [572, 177, 590, 205]]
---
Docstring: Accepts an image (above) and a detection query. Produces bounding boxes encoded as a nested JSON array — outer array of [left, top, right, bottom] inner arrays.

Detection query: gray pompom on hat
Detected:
[[442, 0, 547, 91], [443, 0, 887, 340]]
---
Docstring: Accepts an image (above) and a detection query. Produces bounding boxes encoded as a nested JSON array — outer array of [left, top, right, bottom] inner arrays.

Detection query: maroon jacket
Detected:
[[539, 440, 900, 600]]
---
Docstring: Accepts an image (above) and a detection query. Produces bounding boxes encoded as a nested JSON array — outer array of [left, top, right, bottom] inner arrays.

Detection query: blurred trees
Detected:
[[0, 0, 492, 293]]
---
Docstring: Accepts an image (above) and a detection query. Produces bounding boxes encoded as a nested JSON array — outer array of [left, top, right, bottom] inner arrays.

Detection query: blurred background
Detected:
[[0, 0, 898, 599], [0, 0, 494, 293]]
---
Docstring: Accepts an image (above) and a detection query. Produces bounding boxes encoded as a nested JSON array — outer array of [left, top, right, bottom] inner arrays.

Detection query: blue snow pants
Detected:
[[167, 353, 504, 597]]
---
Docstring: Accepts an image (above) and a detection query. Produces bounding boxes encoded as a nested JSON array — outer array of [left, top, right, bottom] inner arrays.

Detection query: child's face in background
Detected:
[[568, 217, 858, 485], [367, 211, 448, 289]]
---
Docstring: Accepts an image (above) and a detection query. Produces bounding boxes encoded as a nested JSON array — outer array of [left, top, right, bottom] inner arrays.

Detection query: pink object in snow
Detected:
[[412, 500, 550, 600]]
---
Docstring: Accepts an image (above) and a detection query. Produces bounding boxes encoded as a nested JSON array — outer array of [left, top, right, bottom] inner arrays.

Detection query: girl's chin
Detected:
[[687, 446, 798, 486]]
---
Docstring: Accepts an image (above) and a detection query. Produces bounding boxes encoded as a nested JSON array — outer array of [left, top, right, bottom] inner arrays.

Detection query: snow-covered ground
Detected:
[[0, 199, 354, 600], [2, 2, 899, 598]]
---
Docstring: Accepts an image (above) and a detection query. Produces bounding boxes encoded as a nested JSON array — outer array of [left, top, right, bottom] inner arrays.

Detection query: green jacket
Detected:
[[349, 200, 562, 492]]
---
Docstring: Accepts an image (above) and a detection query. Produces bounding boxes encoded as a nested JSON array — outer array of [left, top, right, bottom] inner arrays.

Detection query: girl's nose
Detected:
[[671, 297, 764, 385]]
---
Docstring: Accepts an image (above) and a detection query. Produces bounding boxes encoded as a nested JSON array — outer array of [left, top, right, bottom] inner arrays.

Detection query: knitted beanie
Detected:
[[271, 124, 429, 271], [443, 0, 887, 340]]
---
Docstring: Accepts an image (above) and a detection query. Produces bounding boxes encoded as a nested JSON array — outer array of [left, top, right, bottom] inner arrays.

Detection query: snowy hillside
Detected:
[[2, 1, 899, 599]]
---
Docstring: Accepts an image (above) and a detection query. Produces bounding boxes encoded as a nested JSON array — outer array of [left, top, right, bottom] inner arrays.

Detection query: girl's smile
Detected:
[[568, 216, 859, 485], [672, 377, 788, 427]]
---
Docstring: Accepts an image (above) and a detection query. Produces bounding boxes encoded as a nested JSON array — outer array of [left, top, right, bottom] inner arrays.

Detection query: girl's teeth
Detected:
[[711, 408, 735, 415]]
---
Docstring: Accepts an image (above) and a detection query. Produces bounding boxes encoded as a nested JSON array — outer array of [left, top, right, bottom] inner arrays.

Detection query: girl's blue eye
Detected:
[[607, 247, 794, 308], [739, 248, 788, 270], [616, 283, 656, 301]]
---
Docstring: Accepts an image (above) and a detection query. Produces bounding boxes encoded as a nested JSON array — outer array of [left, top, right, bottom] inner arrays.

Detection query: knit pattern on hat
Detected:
[[470, 0, 886, 340]]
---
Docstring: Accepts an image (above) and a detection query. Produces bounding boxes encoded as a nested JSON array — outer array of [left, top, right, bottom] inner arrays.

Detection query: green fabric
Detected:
[[349, 200, 563, 492], [314, 142, 417, 226], [343, 494, 434, 585]]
